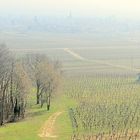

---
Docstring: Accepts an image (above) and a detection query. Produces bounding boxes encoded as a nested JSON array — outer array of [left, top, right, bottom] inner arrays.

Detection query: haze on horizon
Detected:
[[0, 0, 140, 19]]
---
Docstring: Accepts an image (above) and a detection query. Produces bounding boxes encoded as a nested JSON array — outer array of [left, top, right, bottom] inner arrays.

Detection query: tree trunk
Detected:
[[47, 96, 50, 111], [36, 94, 40, 104], [0, 81, 9, 125], [40, 94, 44, 108], [36, 85, 40, 104], [0, 100, 3, 125]]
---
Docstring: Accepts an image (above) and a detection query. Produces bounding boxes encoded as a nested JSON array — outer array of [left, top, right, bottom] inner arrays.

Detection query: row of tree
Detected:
[[0, 44, 61, 125]]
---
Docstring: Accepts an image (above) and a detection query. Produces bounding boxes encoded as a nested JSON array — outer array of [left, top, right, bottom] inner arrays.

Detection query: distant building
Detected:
[[136, 73, 140, 82]]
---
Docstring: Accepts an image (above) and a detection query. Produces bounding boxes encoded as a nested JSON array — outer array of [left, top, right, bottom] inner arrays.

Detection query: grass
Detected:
[[47, 96, 76, 140], [0, 107, 49, 140], [0, 92, 76, 140]]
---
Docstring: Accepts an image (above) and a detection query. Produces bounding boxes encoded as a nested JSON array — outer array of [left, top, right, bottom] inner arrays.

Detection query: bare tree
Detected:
[[23, 53, 47, 104], [24, 54, 61, 110], [0, 44, 12, 125], [11, 62, 31, 121], [38, 61, 61, 110], [0, 44, 31, 125]]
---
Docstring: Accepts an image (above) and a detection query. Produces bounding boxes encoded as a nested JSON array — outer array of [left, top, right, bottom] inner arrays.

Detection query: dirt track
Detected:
[[38, 111, 63, 139]]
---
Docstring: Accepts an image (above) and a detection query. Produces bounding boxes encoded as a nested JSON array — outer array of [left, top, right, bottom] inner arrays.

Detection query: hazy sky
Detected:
[[0, 0, 140, 18]]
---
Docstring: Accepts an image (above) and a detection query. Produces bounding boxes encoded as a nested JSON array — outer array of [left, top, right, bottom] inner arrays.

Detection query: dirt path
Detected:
[[38, 111, 63, 139], [64, 48, 87, 61]]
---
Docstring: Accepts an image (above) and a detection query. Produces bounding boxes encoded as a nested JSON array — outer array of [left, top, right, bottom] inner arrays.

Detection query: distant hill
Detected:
[[0, 16, 140, 35]]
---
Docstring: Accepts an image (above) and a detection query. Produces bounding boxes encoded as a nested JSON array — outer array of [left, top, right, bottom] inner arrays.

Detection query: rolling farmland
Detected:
[[1, 32, 140, 140]]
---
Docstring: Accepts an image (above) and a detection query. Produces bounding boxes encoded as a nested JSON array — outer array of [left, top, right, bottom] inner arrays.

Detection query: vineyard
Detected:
[[65, 74, 140, 140]]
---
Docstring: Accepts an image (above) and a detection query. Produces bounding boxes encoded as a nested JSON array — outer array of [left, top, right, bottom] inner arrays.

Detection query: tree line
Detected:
[[0, 44, 61, 126]]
